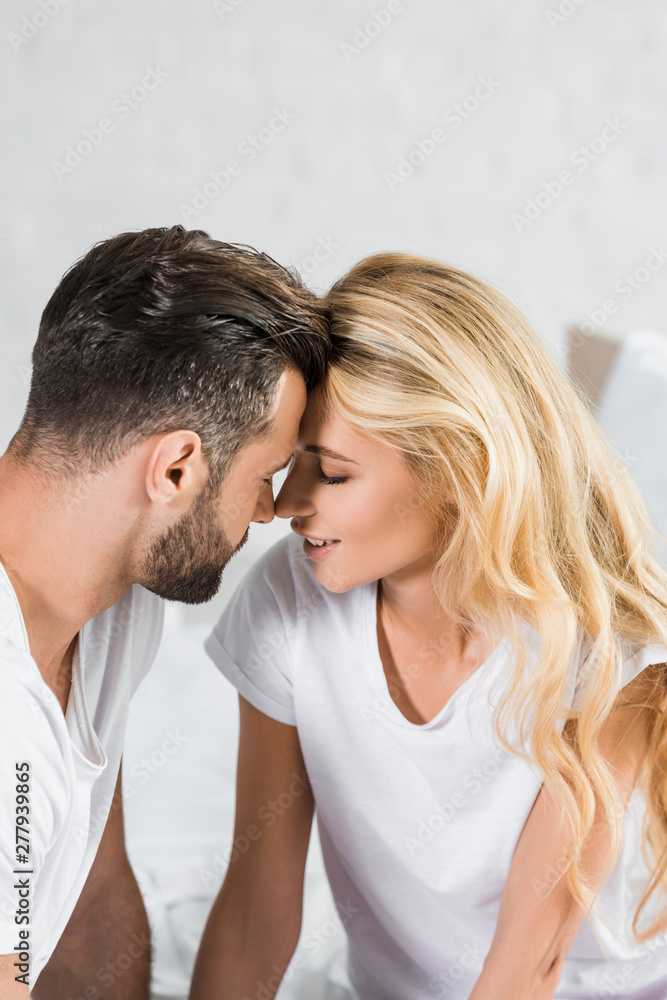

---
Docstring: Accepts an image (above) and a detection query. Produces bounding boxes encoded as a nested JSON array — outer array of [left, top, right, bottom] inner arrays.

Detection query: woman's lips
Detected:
[[303, 538, 341, 561]]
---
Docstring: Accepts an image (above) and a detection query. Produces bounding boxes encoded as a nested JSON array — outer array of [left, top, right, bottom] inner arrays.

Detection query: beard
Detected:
[[138, 477, 249, 604]]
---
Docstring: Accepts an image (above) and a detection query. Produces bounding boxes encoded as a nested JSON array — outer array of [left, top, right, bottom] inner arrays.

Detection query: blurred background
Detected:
[[2, 1, 666, 996]]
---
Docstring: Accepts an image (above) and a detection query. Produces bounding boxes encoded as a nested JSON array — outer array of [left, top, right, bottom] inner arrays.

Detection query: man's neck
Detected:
[[0, 450, 133, 694]]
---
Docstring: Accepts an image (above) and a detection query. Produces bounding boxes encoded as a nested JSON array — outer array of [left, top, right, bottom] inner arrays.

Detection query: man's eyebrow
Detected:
[[300, 444, 359, 465]]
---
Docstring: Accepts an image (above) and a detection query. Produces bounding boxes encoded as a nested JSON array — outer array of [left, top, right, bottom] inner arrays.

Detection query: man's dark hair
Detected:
[[10, 225, 331, 488]]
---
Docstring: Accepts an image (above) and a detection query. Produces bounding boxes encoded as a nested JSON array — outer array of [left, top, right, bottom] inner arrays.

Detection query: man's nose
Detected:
[[273, 483, 291, 519], [251, 487, 276, 524]]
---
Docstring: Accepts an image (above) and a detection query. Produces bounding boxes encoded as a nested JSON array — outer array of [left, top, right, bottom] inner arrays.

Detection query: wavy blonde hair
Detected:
[[319, 252, 667, 946]]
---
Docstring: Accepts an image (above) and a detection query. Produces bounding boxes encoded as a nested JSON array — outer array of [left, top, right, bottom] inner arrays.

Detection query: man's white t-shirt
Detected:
[[0, 562, 164, 989], [205, 532, 667, 1000]]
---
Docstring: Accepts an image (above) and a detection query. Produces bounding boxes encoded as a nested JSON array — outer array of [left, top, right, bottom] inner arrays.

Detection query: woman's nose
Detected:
[[274, 467, 314, 520], [274, 474, 295, 519]]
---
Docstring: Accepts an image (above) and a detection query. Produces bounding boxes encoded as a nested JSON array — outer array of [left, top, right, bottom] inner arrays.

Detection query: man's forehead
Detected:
[[299, 386, 330, 428]]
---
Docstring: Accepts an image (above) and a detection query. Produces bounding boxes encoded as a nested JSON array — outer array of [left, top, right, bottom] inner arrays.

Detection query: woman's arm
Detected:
[[188, 694, 314, 1000], [468, 662, 665, 1000]]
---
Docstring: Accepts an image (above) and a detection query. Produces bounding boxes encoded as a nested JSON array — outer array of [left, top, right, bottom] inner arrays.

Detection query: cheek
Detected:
[[338, 484, 406, 540], [372, 486, 433, 551], [219, 482, 260, 531]]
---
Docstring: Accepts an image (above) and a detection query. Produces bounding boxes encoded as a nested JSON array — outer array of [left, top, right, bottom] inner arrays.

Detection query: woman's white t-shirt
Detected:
[[205, 532, 667, 1000], [0, 563, 164, 988]]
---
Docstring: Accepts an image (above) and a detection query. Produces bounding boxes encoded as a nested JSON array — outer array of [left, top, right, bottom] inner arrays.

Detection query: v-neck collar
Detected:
[[364, 577, 508, 731], [0, 560, 106, 770]]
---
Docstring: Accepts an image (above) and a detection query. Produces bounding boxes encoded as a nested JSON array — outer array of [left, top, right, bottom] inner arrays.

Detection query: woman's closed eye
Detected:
[[263, 467, 348, 487], [317, 469, 349, 486]]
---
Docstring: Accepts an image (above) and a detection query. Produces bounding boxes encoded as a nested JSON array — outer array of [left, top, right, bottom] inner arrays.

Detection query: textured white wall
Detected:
[[1, 0, 665, 625]]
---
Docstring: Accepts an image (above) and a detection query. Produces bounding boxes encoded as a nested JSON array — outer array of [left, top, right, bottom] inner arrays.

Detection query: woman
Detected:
[[190, 254, 667, 1000]]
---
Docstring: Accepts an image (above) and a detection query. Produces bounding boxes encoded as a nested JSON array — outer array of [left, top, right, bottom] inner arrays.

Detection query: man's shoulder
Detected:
[[0, 636, 71, 767], [0, 563, 29, 652], [0, 634, 44, 696], [0, 639, 73, 892]]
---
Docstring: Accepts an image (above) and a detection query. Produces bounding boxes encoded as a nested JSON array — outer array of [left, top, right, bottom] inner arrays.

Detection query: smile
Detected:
[[303, 538, 341, 560]]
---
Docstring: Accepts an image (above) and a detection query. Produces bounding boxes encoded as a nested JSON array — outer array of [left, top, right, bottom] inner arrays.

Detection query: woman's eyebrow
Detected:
[[300, 444, 359, 465]]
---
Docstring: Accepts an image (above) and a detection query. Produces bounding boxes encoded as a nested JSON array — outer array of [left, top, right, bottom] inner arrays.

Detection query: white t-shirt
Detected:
[[205, 532, 667, 1000], [0, 562, 164, 989]]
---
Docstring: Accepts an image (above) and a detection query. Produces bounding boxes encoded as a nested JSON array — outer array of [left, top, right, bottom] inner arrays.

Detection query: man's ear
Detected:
[[144, 430, 206, 507]]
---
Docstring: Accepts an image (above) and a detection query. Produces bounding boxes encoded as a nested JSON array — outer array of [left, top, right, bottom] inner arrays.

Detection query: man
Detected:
[[0, 225, 330, 997]]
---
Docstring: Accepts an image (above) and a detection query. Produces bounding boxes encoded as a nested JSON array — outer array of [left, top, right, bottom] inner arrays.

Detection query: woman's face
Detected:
[[274, 386, 439, 592]]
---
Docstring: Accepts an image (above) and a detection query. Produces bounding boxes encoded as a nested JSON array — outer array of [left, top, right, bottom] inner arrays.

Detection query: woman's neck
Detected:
[[377, 569, 464, 649]]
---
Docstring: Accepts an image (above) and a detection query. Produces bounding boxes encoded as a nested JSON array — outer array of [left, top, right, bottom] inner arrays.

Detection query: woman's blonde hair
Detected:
[[320, 252, 667, 946]]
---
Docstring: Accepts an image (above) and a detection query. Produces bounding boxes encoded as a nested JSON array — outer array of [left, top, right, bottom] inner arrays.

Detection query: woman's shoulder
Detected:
[[246, 532, 348, 598], [255, 530, 307, 577], [241, 531, 310, 597], [565, 627, 667, 710], [239, 532, 368, 637]]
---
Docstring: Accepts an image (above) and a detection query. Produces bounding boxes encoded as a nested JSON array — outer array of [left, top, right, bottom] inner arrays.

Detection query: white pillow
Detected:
[[596, 328, 667, 568]]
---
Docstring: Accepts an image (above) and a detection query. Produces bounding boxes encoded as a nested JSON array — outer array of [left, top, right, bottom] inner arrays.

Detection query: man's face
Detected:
[[138, 368, 307, 604]]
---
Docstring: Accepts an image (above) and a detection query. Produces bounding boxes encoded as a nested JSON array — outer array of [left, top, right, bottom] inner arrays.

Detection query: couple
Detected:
[[2, 226, 667, 1000]]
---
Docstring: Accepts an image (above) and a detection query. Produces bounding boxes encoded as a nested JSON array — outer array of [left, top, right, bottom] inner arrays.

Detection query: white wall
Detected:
[[1, 0, 665, 626]]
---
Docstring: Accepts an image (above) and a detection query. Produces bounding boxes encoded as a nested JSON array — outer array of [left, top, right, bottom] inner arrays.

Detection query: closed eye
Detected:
[[317, 470, 349, 486]]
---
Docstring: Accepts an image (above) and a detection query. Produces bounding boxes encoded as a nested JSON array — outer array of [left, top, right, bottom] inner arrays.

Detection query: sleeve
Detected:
[[0, 646, 70, 952], [204, 553, 297, 727], [619, 640, 667, 689], [567, 633, 667, 711]]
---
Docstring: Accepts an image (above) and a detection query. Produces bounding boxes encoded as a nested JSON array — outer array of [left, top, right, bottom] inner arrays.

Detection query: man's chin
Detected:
[[234, 526, 250, 554], [142, 564, 226, 605], [137, 509, 246, 605]]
